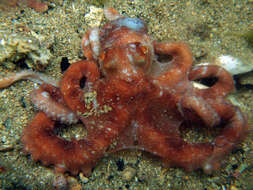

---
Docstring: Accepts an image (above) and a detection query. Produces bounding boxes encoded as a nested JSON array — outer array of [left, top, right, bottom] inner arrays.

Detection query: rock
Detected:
[[0, 32, 52, 71], [79, 172, 89, 184], [121, 166, 136, 181]]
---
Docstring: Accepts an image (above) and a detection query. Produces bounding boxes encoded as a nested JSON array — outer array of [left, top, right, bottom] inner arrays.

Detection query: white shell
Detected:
[[200, 55, 253, 75]]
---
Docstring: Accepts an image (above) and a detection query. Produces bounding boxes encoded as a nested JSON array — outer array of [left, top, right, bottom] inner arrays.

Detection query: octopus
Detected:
[[0, 8, 249, 176]]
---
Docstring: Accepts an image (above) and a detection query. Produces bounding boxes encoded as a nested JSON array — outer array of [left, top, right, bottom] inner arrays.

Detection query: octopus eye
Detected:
[[131, 44, 149, 67], [99, 49, 119, 74], [140, 45, 148, 55]]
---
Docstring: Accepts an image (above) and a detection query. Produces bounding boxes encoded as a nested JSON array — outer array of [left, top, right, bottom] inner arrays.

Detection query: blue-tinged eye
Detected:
[[117, 17, 145, 31]]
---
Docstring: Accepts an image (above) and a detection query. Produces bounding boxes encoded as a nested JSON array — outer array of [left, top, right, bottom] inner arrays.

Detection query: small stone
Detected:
[[121, 166, 136, 181], [79, 172, 89, 184], [0, 32, 52, 71]]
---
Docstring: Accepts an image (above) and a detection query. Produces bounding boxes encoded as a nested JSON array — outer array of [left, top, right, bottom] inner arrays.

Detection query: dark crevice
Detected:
[[60, 57, 70, 73], [156, 53, 173, 63], [194, 77, 218, 87], [80, 76, 87, 89]]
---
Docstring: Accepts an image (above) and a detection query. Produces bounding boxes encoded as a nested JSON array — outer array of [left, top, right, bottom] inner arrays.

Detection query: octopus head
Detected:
[[99, 42, 152, 82], [98, 17, 154, 82]]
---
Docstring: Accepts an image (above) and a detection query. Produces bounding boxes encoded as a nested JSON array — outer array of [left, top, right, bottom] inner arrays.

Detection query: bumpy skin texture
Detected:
[[20, 9, 248, 176]]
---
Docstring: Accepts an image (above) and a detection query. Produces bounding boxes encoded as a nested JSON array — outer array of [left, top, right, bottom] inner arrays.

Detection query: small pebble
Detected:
[[121, 166, 136, 181], [79, 172, 89, 184]]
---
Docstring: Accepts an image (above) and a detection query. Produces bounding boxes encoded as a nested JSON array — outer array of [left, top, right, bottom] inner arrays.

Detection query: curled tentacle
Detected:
[[60, 60, 100, 115], [22, 112, 97, 176], [134, 99, 248, 173], [23, 90, 130, 176], [189, 65, 235, 99], [135, 114, 214, 172], [22, 112, 111, 176], [202, 100, 249, 173], [31, 83, 78, 124], [180, 95, 220, 127], [151, 42, 192, 87]]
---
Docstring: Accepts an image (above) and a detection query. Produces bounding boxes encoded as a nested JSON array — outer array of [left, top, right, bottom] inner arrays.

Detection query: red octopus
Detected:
[[0, 8, 248, 176]]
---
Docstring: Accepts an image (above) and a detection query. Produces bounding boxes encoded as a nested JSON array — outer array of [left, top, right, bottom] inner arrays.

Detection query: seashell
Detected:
[[199, 55, 253, 75]]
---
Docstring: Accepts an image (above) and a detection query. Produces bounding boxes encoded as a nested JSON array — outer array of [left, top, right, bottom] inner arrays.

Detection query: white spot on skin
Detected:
[[122, 68, 131, 76], [127, 53, 133, 63], [84, 39, 89, 46], [98, 125, 104, 129], [216, 67, 223, 76], [89, 28, 99, 42], [56, 163, 66, 169], [83, 153, 90, 159], [201, 66, 208, 76], [203, 163, 212, 172], [131, 120, 139, 142], [129, 43, 136, 48], [41, 91, 49, 98], [89, 28, 100, 58], [67, 113, 74, 122], [132, 68, 137, 74]]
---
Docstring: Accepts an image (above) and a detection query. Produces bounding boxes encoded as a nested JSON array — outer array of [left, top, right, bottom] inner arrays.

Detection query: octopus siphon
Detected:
[[0, 8, 249, 176]]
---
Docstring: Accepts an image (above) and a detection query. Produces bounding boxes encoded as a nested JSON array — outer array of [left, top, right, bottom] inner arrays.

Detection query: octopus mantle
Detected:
[[3, 8, 248, 176]]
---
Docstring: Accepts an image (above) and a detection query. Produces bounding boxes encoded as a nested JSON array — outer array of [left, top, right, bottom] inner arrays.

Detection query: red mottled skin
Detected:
[[5, 8, 248, 176]]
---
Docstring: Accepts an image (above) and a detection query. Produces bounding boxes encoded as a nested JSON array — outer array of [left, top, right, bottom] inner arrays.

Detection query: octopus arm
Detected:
[[22, 105, 130, 176], [30, 83, 78, 124], [180, 94, 220, 127], [202, 100, 249, 173], [151, 42, 192, 87], [0, 70, 58, 88], [22, 112, 100, 176], [135, 115, 214, 172], [60, 60, 100, 114], [189, 65, 235, 99], [125, 97, 248, 173]]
